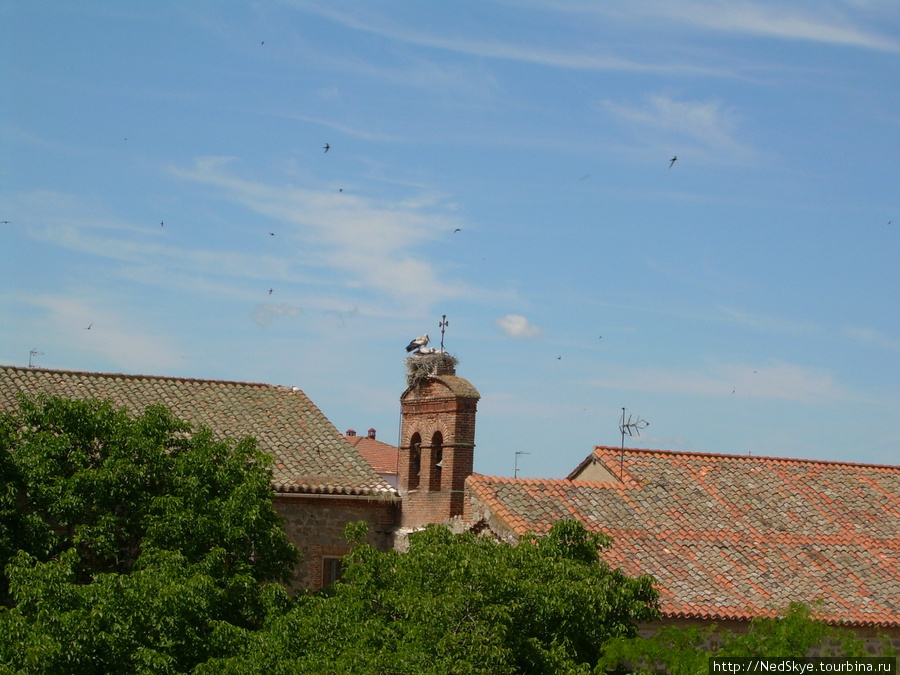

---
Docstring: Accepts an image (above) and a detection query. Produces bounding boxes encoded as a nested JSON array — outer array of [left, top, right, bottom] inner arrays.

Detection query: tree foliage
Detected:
[[199, 519, 661, 674], [596, 602, 894, 674], [0, 395, 298, 673], [2, 395, 887, 673]]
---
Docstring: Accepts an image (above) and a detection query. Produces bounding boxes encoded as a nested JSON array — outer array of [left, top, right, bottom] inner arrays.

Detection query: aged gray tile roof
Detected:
[[0, 365, 397, 498]]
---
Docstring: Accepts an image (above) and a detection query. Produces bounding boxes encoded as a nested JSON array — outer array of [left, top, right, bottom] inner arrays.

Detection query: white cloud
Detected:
[[495, 314, 542, 339], [252, 303, 302, 327], [171, 158, 469, 308], [719, 307, 817, 337], [642, 1, 900, 52], [31, 294, 181, 373], [287, 2, 718, 76], [603, 93, 754, 164], [514, 1, 900, 53], [842, 325, 900, 351], [588, 361, 846, 403]]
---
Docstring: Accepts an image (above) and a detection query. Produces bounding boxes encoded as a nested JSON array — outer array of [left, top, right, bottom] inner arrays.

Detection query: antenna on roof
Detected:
[[618, 407, 649, 479], [28, 350, 43, 368], [514, 451, 530, 478]]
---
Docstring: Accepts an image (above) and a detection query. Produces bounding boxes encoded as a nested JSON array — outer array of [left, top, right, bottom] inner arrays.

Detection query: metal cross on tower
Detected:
[[438, 315, 449, 351]]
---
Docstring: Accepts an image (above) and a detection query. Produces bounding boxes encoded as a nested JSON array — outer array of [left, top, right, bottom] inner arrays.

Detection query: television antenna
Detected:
[[618, 407, 649, 479], [514, 451, 530, 479], [28, 350, 43, 368]]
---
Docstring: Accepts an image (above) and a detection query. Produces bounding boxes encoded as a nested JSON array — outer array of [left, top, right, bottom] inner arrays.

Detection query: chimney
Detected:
[[345, 429, 356, 437], [367, 428, 376, 439]]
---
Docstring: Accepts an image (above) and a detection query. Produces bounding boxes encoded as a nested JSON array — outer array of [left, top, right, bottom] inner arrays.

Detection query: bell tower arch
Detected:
[[398, 353, 479, 528]]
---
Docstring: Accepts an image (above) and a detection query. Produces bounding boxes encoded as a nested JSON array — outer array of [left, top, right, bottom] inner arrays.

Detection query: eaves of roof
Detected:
[[467, 447, 900, 629], [0, 365, 398, 499]]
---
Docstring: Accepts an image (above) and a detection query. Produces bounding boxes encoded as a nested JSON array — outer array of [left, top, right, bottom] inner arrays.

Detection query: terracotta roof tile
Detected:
[[343, 435, 399, 475], [0, 365, 397, 498], [467, 446, 900, 628]]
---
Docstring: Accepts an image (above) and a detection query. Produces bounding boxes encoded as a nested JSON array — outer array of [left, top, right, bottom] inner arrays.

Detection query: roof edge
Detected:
[[1, 364, 304, 394], [594, 445, 900, 471]]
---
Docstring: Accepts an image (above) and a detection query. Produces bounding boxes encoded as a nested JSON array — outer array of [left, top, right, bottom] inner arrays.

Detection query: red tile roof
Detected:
[[343, 435, 399, 475], [466, 446, 900, 628], [0, 365, 397, 498]]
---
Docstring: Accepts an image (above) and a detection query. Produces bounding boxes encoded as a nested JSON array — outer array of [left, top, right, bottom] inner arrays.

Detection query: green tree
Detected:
[[0, 395, 298, 673], [595, 602, 892, 675], [199, 519, 661, 675]]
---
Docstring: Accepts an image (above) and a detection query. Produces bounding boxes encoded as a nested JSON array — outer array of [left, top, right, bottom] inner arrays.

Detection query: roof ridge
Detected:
[[0, 364, 394, 497], [593, 445, 900, 471], [1, 364, 296, 392], [468, 474, 621, 489]]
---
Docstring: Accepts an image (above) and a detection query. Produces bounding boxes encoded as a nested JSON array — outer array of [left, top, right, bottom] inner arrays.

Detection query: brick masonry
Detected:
[[397, 363, 479, 529], [274, 494, 398, 591]]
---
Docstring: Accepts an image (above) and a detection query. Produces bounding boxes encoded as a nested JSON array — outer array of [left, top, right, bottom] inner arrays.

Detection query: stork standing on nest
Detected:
[[405, 334, 430, 353]]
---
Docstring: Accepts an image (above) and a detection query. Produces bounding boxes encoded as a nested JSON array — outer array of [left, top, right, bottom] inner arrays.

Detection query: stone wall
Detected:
[[274, 494, 399, 591]]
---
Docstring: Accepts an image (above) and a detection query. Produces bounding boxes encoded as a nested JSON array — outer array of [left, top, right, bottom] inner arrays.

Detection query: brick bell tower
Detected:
[[398, 351, 479, 529]]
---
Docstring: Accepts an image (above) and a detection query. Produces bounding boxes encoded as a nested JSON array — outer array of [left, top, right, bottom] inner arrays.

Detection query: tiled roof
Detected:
[[343, 435, 399, 475], [0, 365, 397, 498], [466, 446, 900, 628]]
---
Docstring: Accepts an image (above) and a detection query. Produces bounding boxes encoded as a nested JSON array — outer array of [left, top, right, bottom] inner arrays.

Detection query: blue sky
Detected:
[[2, 2, 899, 478]]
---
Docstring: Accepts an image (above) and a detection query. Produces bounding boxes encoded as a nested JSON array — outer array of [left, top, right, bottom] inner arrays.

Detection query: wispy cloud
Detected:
[[495, 314, 542, 339], [252, 303, 302, 327], [588, 361, 846, 403], [842, 325, 900, 351], [639, 1, 900, 52], [29, 294, 181, 373], [171, 157, 469, 308], [513, 1, 900, 53], [603, 93, 754, 164], [287, 2, 722, 76], [719, 306, 818, 337], [9, 176, 472, 318]]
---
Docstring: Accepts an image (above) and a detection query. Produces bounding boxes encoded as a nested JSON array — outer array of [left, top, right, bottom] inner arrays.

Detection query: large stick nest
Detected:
[[405, 351, 459, 388]]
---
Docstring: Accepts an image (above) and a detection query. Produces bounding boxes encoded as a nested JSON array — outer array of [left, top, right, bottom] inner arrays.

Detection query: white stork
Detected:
[[405, 334, 430, 353]]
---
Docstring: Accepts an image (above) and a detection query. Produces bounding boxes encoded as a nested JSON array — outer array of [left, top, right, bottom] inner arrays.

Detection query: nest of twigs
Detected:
[[405, 351, 459, 388]]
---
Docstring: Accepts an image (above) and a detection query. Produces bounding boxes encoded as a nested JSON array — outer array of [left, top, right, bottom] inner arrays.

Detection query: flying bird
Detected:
[[269, 232, 275, 236], [160, 221, 164, 227], [84, 323, 93, 330], [405, 334, 430, 353], [669, 156, 677, 168], [0, 221, 9, 224], [323, 143, 330, 153], [453, 228, 461, 233], [268, 288, 273, 295]]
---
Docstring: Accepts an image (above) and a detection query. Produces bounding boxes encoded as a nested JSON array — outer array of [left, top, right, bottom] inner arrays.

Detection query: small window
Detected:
[[430, 431, 443, 491], [408, 433, 421, 489], [323, 556, 344, 586]]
